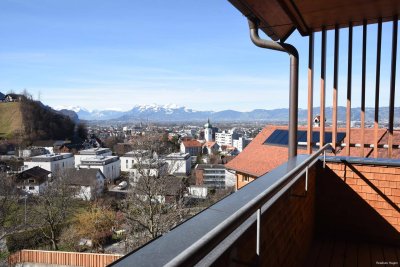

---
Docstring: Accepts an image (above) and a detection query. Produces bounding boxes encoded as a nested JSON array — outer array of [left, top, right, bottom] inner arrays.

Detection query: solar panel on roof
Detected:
[[263, 129, 346, 147]]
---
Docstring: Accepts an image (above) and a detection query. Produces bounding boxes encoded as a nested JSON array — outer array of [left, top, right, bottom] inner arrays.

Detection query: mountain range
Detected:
[[54, 104, 400, 123]]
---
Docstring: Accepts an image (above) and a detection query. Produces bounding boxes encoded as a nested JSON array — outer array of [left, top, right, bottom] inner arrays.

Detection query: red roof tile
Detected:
[[226, 125, 400, 178], [182, 140, 202, 148]]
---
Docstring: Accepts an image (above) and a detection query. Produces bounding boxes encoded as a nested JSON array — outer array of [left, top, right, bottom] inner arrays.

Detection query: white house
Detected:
[[120, 150, 156, 172], [215, 130, 239, 146], [16, 166, 51, 195], [128, 159, 167, 185], [165, 152, 191, 176], [78, 156, 120, 182], [232, 137, 252, 152], [24, 153, 74, 177], [67, 169, 105, 200], [187, 186, 208, 199], [74, 148, 113, 167]]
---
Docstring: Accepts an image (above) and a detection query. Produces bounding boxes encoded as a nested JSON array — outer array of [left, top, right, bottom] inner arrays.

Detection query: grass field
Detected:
[[0, 102, 24, 139]]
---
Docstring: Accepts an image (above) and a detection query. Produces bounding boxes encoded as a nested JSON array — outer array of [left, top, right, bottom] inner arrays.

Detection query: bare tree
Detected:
[[121, 135, 188, 249], [29, 174, 77, 250]]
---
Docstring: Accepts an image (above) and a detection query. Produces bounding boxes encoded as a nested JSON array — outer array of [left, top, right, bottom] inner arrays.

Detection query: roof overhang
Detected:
[[229, 0, 400, 41]]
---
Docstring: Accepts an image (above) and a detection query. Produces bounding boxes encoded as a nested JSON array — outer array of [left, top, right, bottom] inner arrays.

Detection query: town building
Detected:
[[66, 169, 106, 200], [195, 164, 228, 189], [128, 159, 167, 185], [180, 140, 202, 157], [15, 166, 51, 195], [24, 153, 74, 176], [120, 150, 156, 172], [18, 147, 49, 159], [226, 125, 400, 190], [232, 137, 252, 152], [78, 156, 120, 182], [165, 152, 191, 176], [202, 141, 220, 155], [74, 148, 113, 167], [215, 129, 239, 147]]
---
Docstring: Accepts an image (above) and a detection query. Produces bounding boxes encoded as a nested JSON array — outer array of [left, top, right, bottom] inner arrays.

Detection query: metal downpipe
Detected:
[[248, 19, 299, 159]]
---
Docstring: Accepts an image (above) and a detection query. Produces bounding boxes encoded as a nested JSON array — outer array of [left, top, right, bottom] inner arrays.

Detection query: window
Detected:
[[29, 186, 35, 190], [242, 176, 249, 182], [28, 179, 35, 183]]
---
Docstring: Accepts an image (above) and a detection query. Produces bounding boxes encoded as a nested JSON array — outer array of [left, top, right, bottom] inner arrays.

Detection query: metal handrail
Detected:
[[166, 143, 332, 266]]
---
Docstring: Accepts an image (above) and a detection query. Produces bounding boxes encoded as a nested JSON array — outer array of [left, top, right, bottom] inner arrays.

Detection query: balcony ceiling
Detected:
[[229, 0, 400, 41]]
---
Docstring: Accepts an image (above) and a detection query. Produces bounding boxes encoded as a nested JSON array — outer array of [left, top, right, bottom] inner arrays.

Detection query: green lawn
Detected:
[[0, 102, 23, 139]]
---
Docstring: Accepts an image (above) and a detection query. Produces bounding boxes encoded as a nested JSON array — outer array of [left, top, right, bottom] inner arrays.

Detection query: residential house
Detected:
[[78, 156, 120, 182], [215, 129, 239, 147], [226, 125, 400, 190], [202, 141, 220, 155], [195, 164, 229, 189], [4, 93, 24, 102], [74, 148, 113, 167], [180, 139, 202, 164], [66, 169, 105, 200], [15, 166, 51, 195], [120, 150, 156, 172], [127, 159, 167, 185], [24, 153, 74, 177], [232, 137, 252, 152], [165, 152, 191, 176], [18, 147, 48, 159]]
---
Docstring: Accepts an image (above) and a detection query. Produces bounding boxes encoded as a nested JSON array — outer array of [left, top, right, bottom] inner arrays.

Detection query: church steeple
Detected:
[[204, 119, 213, 141]]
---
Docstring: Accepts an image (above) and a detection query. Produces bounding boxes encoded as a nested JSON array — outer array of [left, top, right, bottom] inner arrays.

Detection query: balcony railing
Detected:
[[110, 145, 332, 266]]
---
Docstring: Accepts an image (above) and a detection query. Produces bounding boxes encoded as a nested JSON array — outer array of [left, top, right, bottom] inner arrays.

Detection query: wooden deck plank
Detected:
[[303, 239, 323, 267], [330, 240, 346, 267], [315, 239, 334, 267], [370, 243, 385, 265], [344, 242, 358, 267], [383, 246, 399, 265], [357, 243, 371, 267], [396, 248, 400, 262]]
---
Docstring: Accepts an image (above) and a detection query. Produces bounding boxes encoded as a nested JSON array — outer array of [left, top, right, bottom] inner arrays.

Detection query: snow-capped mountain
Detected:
[[54, 104, 400, 122]]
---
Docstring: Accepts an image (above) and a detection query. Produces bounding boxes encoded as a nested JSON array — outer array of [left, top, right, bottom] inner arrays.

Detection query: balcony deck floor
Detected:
[[304, 238, 400, 267]]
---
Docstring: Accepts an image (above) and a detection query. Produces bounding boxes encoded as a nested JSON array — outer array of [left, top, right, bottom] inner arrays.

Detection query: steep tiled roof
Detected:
[[226, 125, 400, 178], [16, 166, 51, 184], [182, 140, 202, 148]]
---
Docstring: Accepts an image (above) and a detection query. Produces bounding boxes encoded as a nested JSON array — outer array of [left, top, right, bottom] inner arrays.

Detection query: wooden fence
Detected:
[[8, 250, 122, 267]]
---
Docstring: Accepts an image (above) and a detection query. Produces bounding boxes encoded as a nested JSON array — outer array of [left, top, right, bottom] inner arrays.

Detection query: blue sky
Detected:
[[0, 0, 398, 112]]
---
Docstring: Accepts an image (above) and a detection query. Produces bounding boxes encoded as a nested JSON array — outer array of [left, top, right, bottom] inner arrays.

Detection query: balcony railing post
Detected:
[[323, 151, 326, 168], [256, 208, 261, 256]]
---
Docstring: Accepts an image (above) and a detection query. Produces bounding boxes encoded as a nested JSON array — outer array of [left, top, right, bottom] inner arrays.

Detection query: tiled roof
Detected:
[[67, 169, 104, 186], [226, 125, 400, 178], [16, 166, 51, 184], [203, 141, 218, 148], [182, 140, 202, 148]]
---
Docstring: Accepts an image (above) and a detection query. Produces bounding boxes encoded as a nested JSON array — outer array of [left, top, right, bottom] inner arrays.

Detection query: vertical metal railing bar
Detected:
[[361, 20, 367, 158], [346, 23, 353, 156], [332, 25, 339, 153], [307, 33, 314, 154], [374, 18, 382, 158], [256, 208, 261, 256], [323, 150, 326, 168], [320, 27, 327, 149], [388, 17, 398, 159]]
